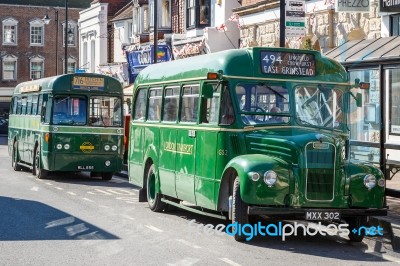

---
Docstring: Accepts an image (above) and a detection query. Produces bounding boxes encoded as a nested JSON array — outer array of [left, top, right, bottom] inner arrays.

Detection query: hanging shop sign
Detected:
[[379, 0, 400, 12], [125, 44, 171, 83], [336, 0, 371, 12]]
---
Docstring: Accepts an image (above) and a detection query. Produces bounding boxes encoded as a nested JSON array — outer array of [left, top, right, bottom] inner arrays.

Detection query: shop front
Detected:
[[326, 36, 400, 187]]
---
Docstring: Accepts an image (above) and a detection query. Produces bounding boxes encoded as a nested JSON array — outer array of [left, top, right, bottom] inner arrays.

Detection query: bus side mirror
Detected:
[[202, 84, 214, 99], [355, 93, 362, 107], [349, 92, 363, 107]]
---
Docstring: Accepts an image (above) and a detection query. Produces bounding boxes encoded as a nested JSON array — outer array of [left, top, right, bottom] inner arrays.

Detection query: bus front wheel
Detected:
[[232, 177, 249, 242], [146, 164, 165, 212], [101, 172, 113, 181], [33, 146, 48, 179], [12, 141, 22, 171]]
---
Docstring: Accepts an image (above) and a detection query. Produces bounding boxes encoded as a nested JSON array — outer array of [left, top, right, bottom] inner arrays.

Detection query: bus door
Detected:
[[194, 83, 220, 210], [175, 85, 199, 204], [129, 88, 147, 186], [159, 86, 179, 198]]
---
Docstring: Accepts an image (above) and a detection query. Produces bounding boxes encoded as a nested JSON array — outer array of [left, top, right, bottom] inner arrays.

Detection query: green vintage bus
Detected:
[[128, 47, 387, 241], [9, 73, 124, 180]]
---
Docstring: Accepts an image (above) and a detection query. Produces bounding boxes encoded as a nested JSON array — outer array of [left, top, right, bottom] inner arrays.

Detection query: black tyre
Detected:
[[347, 216, 368, 242], [164, 198, 180, 213], [12, 141, 22, 171], [232, 176, 249, 242], [146, 164, 165, 212], [101, 172, 113, 181], [33, 146, 48, 179]]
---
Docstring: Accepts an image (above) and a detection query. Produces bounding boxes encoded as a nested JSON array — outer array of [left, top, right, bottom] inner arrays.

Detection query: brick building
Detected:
[[0, 0, 91, 116]]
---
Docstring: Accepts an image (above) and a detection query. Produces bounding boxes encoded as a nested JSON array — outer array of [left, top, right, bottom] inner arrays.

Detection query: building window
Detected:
[[161, 0, 171, 28], [391, 15, 400, 36], [30, 57, 44, 80], [143, 5, 149, 32], [186, 0, 210, 29], [63, 22, 77, 47], [30, 19, 44, 46], [67, 59, 76, 74], [2, 18, 18, 45], [187, 0, 195, 28], [2, 55, 17, 80], [127, 21, 133, 42]]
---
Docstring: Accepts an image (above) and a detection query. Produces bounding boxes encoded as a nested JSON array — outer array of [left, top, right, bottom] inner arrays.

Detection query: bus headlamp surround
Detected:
[[264, 170, 277, 187], [248, 172, 260, 182], [64, 144, 70, 150], [104, 145, 110, 151], [364, 174, 376, 190], [56, 143, 62, 150], [111, 145, 118, 151]]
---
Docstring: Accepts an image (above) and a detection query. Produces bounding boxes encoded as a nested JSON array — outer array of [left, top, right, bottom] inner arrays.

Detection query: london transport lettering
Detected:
[[164, 141, 194, 155], [260, 51, 315, 76]]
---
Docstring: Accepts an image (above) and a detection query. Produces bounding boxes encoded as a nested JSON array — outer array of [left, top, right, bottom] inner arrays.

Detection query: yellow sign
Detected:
[[20, 84, 40, 93], [80, 142, 95, 153], [164, 141, 193, 155], [73, 76, 104, 87]]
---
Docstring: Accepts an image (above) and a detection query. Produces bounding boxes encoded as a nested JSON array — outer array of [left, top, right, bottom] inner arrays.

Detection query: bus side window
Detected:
[[201, 84, 220, 124], [133, 89, 147, 120], [16, 97, 22, 114], [32, 95, 38, 115], [163, 86, 179, 122], [220, 86, 235, 125], [26, 95, 33, 115], [21, 97, 27, 115], [180, 85, 199, 123], [37, 95, 43, 117], [11, 97, 17, 114], [43, 95, 51, 124], [147, 88, 162, 121]]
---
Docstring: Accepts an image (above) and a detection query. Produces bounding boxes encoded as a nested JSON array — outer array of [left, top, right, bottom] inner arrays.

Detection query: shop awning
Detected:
[[325, 36, 400, 65]]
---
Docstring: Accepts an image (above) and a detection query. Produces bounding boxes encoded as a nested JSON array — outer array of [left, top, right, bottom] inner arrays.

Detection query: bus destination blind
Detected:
[[260, 51, 316, 76], [73, 76, 105, 90]]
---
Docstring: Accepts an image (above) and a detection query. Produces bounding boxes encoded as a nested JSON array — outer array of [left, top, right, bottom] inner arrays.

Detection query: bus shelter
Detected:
[[326, 36, 400, 197]]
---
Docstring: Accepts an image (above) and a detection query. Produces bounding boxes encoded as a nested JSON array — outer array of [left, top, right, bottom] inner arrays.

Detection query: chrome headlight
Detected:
[[56, 143, 62, 150], [104, 145, 110, 151], [64, 144, 70, 150], [248, 172, 260, 182], [264, 170, 277, 187], [105, 160, 111, 167], [364, 174, 376, 190], [111, 145, 118, 151], [378, 178, 385, 187]]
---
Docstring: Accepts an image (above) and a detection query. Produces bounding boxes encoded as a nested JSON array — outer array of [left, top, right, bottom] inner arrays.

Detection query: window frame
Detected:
[[186, 0, 211, 30], [2, 55, 17, 81], [29, 19, 45, 46], [63, 21, 77, 47], [391, 14, 400, 36], [180, 84, 200, 124], [30, 56, 44, 80], [2, 18, 18, 45]]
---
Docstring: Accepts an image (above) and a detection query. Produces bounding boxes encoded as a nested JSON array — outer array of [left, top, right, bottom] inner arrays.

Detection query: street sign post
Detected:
[[285, 0, 306, 37]]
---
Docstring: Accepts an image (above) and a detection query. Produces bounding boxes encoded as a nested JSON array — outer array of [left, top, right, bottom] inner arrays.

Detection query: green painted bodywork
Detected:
[[8, 74, 124, 174], [128, 47, 385, 214]]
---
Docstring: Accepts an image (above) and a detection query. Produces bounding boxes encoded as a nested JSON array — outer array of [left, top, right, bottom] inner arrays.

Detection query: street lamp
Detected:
[[43, 10, 59, 75], [64, 0, 69, 74]]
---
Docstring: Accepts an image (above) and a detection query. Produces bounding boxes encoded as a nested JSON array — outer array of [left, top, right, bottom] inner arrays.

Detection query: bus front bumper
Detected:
[[248, 206, 388, 219]]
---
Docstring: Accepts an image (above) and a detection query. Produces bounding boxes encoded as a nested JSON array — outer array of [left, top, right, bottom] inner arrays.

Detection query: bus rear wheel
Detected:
[[232, 176, 249, 242], [101, 172, 113, 181], [146, 164, 165, 212], [33, 146, 48, 179], [12, 141, 22, 171]]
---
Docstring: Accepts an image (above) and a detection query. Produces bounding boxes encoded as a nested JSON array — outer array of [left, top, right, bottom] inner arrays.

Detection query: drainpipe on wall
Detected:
[[328, 7, 335, 49]]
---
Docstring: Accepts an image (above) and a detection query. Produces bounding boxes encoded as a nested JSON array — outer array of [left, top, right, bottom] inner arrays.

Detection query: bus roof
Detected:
[[134, 47, 349, 86], [13, 73, 123, 95]]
